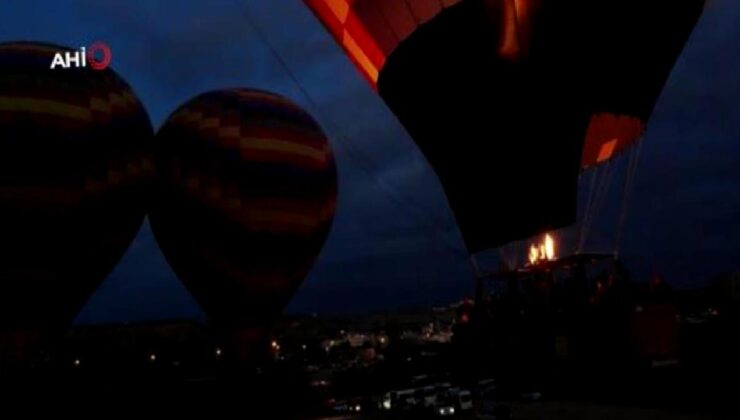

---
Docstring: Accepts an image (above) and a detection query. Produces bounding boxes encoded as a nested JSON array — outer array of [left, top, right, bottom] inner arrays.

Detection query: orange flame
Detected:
[[528, 233, 556, 265]]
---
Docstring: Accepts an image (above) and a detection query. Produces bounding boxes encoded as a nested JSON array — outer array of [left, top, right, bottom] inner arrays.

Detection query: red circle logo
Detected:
[[87, 42, 111, 70]]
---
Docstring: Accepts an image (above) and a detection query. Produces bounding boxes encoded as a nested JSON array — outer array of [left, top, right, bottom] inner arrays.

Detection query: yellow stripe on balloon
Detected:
[[239, 137, 329, 163], [0, 96, 92, 121]]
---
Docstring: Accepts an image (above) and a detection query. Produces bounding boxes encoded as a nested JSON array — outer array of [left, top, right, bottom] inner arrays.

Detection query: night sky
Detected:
[[0, 1, 737, 323]]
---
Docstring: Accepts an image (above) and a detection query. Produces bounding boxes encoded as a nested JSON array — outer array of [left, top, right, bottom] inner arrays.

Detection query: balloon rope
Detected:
[[579, 160, 615, 253], [470, 254, 484, 279], [235, 0, 466, 257], [594, 159, 617, 218], [498, 243, 516, 271], [578, 166, 600, 253], [614, 138, 644, 258], [591, 159, 617, 247]]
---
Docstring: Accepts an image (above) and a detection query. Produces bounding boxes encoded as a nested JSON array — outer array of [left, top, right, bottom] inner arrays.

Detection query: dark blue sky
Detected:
[[0, 1, 737, 323]]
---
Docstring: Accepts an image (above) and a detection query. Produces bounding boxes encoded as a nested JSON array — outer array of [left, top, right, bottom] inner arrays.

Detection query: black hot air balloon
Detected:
[[0, 41, 153, 358], [580, 0, 706, 168], [304, 0, 593, 252], [304, 0, 705, 253], [149, 89, 337, 358]]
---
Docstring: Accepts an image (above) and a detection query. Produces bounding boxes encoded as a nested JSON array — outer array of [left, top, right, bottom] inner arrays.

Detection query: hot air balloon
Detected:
[[304, 0, 591, 253], [581, 0, 706, 168], [561, 0, 704, 259], [304, 0, 705, 256], [0, 42, 153, 360], [149, 89, 337, 360]]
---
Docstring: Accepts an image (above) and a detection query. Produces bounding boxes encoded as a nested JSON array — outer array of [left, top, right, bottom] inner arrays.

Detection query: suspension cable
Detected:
[[579, 159, 616, 253], [235, 0, 465, 256], [614, 138, 644, 258], [577, 166, 600, 253]]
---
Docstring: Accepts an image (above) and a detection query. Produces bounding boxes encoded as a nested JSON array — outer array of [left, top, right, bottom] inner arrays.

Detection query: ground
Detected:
[[315, 400, 734, 420]]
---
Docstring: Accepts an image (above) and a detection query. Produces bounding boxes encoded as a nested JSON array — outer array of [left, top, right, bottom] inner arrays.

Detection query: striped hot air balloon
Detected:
[[149, 89, 337, 358], [0, 41, 153, 360]]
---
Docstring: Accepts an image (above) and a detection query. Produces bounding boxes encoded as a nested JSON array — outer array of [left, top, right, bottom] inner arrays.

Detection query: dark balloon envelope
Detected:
[[0, 42, 153, 342], [305, 0, 705, 253], [149, 89, 337, 333], [580, 0, 706, 167]]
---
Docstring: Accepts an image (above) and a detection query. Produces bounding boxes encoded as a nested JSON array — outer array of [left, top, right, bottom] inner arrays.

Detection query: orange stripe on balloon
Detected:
[[305, 0, 347, 40], [239, 148, 333, 171], [341, 30, 380, 84], [181, 182, 333, 235], [305, 0, 382, 88], [344, 12, 386, 69], [582, 113, 645, 168], [239, 136, 331, 164], [325, 0, 351, 22], [596, 138, 619, 163]]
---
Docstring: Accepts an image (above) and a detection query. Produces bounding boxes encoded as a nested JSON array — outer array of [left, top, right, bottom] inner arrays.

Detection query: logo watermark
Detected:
[[50, 41, 111, 70]]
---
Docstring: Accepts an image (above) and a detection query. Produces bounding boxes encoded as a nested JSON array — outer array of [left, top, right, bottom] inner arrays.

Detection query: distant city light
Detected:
[[215, 348, 222, 357], [73, 359, 81, 366], [437, 406, 455, 416], [311, 379, 329, 388], [301, 344, 307, 350], [149, 353, 157, 362]]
